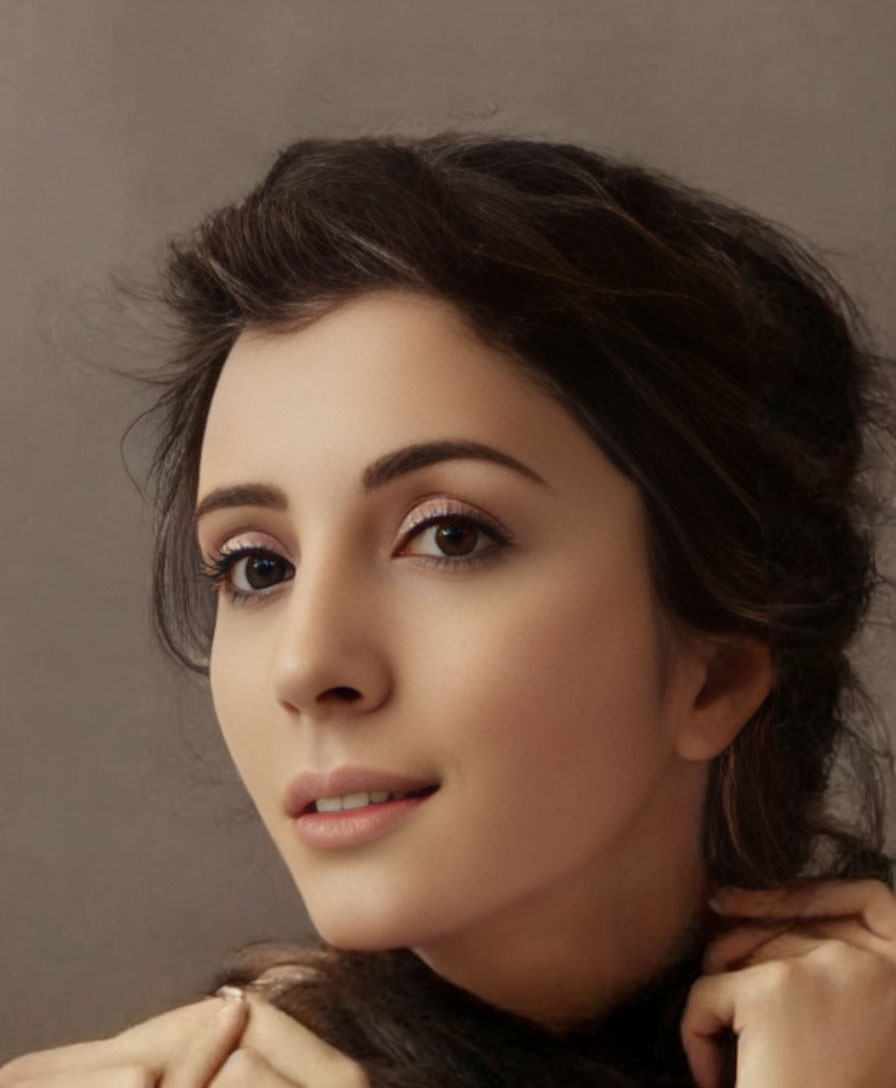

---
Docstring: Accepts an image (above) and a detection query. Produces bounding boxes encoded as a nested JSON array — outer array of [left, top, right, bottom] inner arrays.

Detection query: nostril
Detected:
[[324, 686, 362, 702]]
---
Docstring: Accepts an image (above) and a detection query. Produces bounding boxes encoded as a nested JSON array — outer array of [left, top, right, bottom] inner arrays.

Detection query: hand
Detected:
[[681, 879, 896, 1088], [191, 989, 370, 1088], [0, 997, 225, 1087], [0, 988, 369, 1088]]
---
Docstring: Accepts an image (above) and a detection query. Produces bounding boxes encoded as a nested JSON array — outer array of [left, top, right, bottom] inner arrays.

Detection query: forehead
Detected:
[[198, 290, 627, 502]]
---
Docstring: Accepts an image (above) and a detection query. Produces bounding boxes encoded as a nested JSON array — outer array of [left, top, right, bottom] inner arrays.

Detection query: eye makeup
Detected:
[[393, 498, 513, 570], [197, 496, 514, 604], [198, 543, 295, 605]]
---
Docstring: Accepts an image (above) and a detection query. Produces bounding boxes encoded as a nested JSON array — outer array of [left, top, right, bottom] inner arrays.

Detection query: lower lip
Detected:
[[292, 792, 436, 849]]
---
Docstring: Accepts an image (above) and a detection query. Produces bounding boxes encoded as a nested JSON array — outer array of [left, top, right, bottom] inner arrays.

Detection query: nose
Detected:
[[270, 550, 392, 719]]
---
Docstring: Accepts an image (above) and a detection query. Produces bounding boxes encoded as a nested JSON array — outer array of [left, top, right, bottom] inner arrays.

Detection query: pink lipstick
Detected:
[[284, 767, 439, 849]]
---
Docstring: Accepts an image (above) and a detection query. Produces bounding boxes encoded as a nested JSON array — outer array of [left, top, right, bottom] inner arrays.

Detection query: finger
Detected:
[[0, 1065, 156, 1087], [237, 997, 368, 1087], [682, 960, 801, 1088], [706, 925, 855, 973], [0, 1000, 223, 1083], [112, 999, 226, 1066], [161, 993, 249, 1088], [704, 916, 892, 973], [0, 1042, 128, 1085], [710, 880, 896, 939], [703, 922, 793, 973], [680, 974, 738, 1088], [113, 1000, 224, 1045]]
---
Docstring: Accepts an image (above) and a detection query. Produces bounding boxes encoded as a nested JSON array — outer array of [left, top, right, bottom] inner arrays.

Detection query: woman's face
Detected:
[[197, 291, 714, 965]]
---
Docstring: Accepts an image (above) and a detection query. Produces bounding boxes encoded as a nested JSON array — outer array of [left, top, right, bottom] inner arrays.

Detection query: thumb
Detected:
[[681, 973, 739, 1088]]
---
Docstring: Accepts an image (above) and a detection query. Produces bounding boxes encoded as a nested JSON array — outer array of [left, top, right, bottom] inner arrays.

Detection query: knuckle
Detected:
[[754, 956, 796, 994], [680, 977, 711, 1026], [810, 937, 892, 987], [805, 937, 854, 972], [117, 1064, 156, 1088], [684, 974, 711, 1004]]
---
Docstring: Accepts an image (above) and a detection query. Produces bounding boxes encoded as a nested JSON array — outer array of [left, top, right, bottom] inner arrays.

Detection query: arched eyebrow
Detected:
[[194, 440, 549, 524], [360, 440, 549, 491], [194, 483, 288, 524]]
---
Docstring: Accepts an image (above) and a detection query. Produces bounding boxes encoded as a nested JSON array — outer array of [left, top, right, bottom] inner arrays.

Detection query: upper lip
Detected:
[[284, 767, 439, 817]]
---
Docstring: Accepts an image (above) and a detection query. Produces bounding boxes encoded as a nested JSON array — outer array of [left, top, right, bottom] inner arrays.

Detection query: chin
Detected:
[[308, 910, 417, 952], [301, 887, 453, 953]]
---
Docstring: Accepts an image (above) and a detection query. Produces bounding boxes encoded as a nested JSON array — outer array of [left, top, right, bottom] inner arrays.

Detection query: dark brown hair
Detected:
[[140, 134, 895, 1084]]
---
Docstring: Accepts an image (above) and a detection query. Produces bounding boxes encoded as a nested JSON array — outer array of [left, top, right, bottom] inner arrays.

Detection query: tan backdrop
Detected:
[[2, 0, 895, 1062]]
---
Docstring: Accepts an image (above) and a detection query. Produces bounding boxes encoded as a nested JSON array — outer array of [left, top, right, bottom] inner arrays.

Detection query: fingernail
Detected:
[[216, 985, 246, 1003]]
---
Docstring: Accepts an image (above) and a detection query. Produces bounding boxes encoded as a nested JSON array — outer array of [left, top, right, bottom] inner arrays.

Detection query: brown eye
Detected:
[[231, 553, 291, 592], [434, 520, 480, 556], [398, 510, 507, 566]]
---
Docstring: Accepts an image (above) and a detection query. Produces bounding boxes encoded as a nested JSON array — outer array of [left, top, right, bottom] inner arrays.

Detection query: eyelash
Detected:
[[198, 507, 511, 605], [198, 546, 292, 606]]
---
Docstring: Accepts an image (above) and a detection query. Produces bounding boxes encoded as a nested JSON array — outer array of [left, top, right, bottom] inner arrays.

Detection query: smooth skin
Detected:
[[685, 881, 896, 1088], [0, 989, 369, 1087], [198, 290, 772, 1024], [3, 883, 896, 1088], [4, 291, 894, 1087], [3, 882, 896, 1088]]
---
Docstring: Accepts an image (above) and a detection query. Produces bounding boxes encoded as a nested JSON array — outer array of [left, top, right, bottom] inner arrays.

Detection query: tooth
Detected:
[[316, 796, 344, 813], [313, 789, 415, 813], [341, 791, 372, 810]]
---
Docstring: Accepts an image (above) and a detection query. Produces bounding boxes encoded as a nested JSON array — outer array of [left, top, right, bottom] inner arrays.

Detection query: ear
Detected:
[[673, 635, 773, 762]]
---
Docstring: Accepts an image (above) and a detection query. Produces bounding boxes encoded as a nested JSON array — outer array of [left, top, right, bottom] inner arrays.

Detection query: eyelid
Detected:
[[198, 497, 509, 555], [393, 499, 513, 570], [206, 500, 513, 555], [201, 527, 291, 562], [395, 497, 512, 544], [198, 498, 512, 598], [197, 529, 296, 605], [199, 543, 295, 605]]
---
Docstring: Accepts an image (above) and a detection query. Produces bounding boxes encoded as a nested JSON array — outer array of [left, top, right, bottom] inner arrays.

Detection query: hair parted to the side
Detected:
[[138, 134, 895, 1083]]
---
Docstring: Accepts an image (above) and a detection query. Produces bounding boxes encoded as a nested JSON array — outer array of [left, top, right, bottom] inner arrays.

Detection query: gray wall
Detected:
[[2, 0, 894, 1063]]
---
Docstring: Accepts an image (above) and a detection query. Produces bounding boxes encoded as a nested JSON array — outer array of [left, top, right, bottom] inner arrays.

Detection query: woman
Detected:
[[3, 135, 895, 1087]]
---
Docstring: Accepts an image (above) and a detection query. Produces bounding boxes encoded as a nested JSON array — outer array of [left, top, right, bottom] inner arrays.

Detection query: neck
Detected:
[[411, 762, 710, 1029]]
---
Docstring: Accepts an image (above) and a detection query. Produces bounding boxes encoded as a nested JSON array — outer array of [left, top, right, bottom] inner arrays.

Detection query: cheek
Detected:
[[419, 569, 674, 826], [208, 625, 278, 811]]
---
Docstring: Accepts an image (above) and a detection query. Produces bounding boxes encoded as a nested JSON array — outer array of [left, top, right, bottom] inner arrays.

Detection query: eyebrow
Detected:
[[194, 482, 288, 523], [194, 440, 548, 523], [360, 440, 548, 491]]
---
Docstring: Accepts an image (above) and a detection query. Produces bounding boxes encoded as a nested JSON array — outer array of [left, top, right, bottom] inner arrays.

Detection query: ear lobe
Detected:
[[674, 635, 773, 762]]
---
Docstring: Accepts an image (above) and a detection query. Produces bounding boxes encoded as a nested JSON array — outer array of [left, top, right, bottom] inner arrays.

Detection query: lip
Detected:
[[283, 766, 440, 818]]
